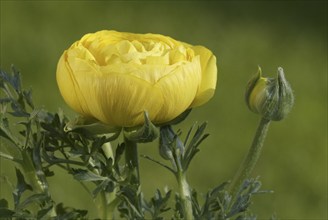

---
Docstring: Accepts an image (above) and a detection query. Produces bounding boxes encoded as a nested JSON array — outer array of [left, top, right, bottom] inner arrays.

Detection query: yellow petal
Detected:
[[190, 46, 217, 107], [154, 58, 201, 123], [85, 73, 164, 127], [56, 51, 86, 115]]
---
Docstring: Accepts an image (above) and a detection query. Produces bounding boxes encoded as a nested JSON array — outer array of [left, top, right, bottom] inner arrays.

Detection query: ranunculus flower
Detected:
[[56, 30, 217, 127]]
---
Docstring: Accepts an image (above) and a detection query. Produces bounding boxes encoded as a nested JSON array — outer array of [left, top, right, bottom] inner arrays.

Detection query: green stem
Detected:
[[94, 191, 116, 220], [177, 171, 193, 220], [94, 191, 115, 220], [124, 137, 142, 214], [124, 138, 140, 185], [229, 117, 271, 201], [101, 191, 110, 219]]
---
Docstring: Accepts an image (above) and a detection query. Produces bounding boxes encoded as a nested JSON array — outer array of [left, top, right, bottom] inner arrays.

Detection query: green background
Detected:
[[0, 1, 327, 219]]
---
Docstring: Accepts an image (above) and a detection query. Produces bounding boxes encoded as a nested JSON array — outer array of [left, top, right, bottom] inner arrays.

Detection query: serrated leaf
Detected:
[[72, 169, 108, 182], [55, 203, 88, 220], [37, 205, 54, 220], [0, 69, 13, 85], [23, 89, 34, 109], [92, 179, 115, 198], [182, 122, 209, 171], [16, 193, 49, 210], [150, 189, 172, 218], [13, 168, 33, 206], [11, 66, 22, 92], [8, 110, 29, 118]]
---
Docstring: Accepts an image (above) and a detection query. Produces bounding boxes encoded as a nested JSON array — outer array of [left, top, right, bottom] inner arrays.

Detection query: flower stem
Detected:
[[124, 138, 140, 185], [124, 137, 143, 214], [99, 192, 110, 219], [229, 117, 271, 201], [177, 171, 193, 220]]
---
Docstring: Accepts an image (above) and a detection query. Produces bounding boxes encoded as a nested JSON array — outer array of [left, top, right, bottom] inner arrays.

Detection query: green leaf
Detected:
[[72, 169, 108, 182], [0, 207, 15, 218], [16, 193, 49, 210], [37, 205, 54, 220], [149, 189, 172, 218], [182, 122, 209, 171], [92, 179, 115, 198], [0, 116, 22, 147], [0, 199, 9, 208], [55, 203, 88, 220], [11, 66, 22, 92], [13, 168, 33, 207], [23, 89, 34, 109]]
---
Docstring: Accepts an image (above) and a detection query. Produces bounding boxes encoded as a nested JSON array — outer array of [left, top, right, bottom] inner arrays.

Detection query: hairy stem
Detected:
[[124, 137, 142, 213], [177, 171, 193, 220], [124, 138, 140, 185], [94, 191, 114, 220], [229, 118, 271, 201]]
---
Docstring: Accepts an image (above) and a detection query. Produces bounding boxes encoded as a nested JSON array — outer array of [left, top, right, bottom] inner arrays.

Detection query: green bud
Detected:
[[245, 67, 294, 121]]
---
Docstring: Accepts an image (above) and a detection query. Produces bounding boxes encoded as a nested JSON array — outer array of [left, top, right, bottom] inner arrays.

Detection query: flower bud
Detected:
[[245, 67, 294, 121]]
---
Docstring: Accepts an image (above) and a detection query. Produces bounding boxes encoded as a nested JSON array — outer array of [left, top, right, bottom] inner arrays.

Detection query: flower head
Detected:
[[57, 30, 217, 127]]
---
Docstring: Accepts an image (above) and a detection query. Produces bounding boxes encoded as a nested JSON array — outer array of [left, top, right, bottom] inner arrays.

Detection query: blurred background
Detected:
[[0, 1, 327, 219]]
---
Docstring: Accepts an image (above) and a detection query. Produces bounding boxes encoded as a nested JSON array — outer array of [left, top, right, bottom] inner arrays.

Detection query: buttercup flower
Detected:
[[57, 30, 217, 127]]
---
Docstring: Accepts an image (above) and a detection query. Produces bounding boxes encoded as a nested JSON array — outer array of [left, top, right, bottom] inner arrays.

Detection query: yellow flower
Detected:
[[56, 30, 217, 127]]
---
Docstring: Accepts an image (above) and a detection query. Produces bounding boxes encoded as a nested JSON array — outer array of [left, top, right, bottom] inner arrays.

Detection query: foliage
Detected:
[[0, 67, 274, 219]]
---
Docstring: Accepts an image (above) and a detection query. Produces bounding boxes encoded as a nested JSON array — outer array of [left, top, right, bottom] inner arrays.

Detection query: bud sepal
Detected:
[[123, 111, 158, 143]]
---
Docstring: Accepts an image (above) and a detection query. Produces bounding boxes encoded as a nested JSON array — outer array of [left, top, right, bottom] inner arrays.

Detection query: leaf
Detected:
[[55, 203, 88, 220], [182, 122, 209, 170], [23, 89, 34, 109], [226, 178, 272, 218], [150, 189, 172, 217], [13, 168, 33, 207], [11, 66, 22, 92], [37, 205, 54, 220], [92, 179, 115, 198], [0, 199, 9, 208], [16, 193, 49, 210], [0, 116, 22, 147], [0, 207, 15, 218], [72, 169, 108, 182]]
